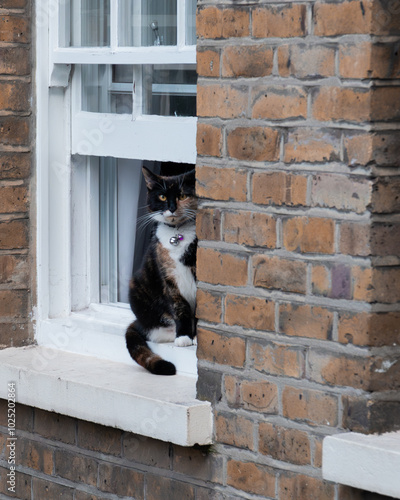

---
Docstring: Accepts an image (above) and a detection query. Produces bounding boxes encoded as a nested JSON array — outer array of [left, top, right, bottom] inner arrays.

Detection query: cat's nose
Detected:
[[168, 201, 177, 213]]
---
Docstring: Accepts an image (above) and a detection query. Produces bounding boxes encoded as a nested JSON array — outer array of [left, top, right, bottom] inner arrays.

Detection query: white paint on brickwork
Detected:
[[0, 346, 212, 447], [323, 432, 400, 498]]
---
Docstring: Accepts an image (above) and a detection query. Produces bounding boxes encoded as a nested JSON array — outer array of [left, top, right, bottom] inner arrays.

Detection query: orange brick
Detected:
[[196, 289, 222, 324], [0, 47, 30, 75], [352, 266, 373, 301], [223, 211, 276, 248], [251, 85, 307, 120], [280, 473, 335, 500], [311, 264, 330, 296], [311, 174, 372, 214], [227, 460, 276, 497], [196, 49, 220, 77], [0, 152, 31, 180], [338, 311, 400, 347], [339, 222, 371, 256], [224, 375, 240, 407], [221, 8, 250, 37], [225, 294, 275, 331], [284, 128, 341, 163], [252, 171, 308, 207], [197, 247, 248, 286], [196, 208, 221, 241], [17, 438, 54, 475], [0, 186, 28, 213], [372, 267, 400, 304], [282, 386, 338, 426], [250, 341, 305, 379], [278, 44, 336, 78], [215, 412, 254, 450], [241, 379, 278, 413], [253, 255, 307, 294], [197, 327, 246, 367], [279, 303, 334, 340], [196, 123, 222, 157], [196, 7, 223, 38], [196, 165, 247, 202], [227, 127, 280, 161], [197, 7, 250, 39], [314, 0, 373, 36], [283, 217, 335, 254], [313, 437, 323, 468], [343, 133, 374, 166], [0, 15, 30, 43], [222, 44, 273, 78], [312, 87, 371, 122], [259, 423, 311, 465], [339, 42, 394, 79], [252, 4, 307, 38], [197, 84, 248, 118]]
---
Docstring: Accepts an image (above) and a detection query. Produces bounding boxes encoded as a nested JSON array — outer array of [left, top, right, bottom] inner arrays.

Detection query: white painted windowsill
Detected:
[[0, 346, 213, 447], [323, 431, 400, 498]]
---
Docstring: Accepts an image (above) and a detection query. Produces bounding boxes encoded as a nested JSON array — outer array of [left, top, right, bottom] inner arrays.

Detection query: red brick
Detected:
[[55, 449, 98, 486], [283, 217, 335, 254], [172, 445, 223, 483], [197, 247, 248, 286], [250, 341, 305, 378], [0, 254, 29, 287], [370, 222, 400, 257], [32, 478, 74, 500], [196, 208, 221, 241], [17, 438, 54, 475], [259, 423, 311, 465], [0, 0, 27, 7], [0, 82, 30, 112], [197, 84, 248, 118], [282, 386, 339, 426], [253, 255, 307, 294], [227, 126, 280, 161], [196, 165, 247, 202], [284, 128, 341, 163], [196, 49, 220, 77], [197, 7, 250, 39], [196, 289, 222, 324], [0, 47, 30, 75], [343, 132, 374, 167], [223, 211, 276, 248], [0, 116, 30, 146], [372, 86, 400, 121], [0, 186, 28, 213], [280, 473, 335, 500], [99, 464, 144, 499], [241, 379, 278, 413], [252, 4, 307, 38], [215, 412, 254, 450], [0, 15, 30, 43], [251, 85, 307, 120], [0, 219, 28, 249], [77, 420, 122, 456], [225, 294, 275, 331], [222, 44, 273, 78], [221, 8, 250, 37], [196, 7, 223, 39], [197, 327, 246, 367], [338, 311, 400, 347], [372, 177, 400, 213], [196, 123, 222, 157], [311, 174, 371, 214], [227, 460, 276, 497], [312, 87, 371, 122], [123, 434, 170, 469], [34, 409, 76, 445], [0, 152, 31, 179], [252, 171, 308, 207], [339, 42, 397, 79], [279, 303, 334, 340], [0, 467, 31, 498], [314, 0, 373, 36], [278, 44, 336, 78]]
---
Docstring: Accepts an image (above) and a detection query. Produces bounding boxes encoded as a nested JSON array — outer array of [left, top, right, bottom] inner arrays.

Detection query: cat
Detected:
[[125, 166, 197, 375]]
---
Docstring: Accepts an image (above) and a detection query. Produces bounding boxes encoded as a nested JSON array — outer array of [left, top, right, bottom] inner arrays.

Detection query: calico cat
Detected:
[[125, 166, 197, 376]]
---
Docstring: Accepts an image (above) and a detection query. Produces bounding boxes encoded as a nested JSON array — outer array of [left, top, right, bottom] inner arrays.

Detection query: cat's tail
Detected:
[[125, 321, 176, 376]]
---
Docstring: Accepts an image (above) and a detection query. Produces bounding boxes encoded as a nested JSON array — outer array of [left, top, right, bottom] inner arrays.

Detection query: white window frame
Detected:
[[36, 0, 198, 377]]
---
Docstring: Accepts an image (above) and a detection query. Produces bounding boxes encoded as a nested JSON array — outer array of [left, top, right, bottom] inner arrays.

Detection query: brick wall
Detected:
[[0, 0, 33, 348], [195, 0, 400, 498]]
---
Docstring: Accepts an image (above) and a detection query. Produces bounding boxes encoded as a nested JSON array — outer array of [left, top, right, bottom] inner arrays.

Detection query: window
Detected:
[[36, 0, 198, 375]]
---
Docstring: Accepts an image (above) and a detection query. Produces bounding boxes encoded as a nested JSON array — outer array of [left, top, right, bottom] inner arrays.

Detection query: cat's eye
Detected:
[[179, 194, 188, 200], [159, 194, 167, 201]]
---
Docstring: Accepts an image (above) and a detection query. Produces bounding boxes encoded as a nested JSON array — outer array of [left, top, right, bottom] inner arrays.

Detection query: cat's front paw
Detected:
[[174, 335, 193, 347]]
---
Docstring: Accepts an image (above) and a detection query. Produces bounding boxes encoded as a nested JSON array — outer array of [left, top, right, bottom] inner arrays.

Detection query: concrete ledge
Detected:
[[0, 346, 213, 447], [323, 431, 400, 498]]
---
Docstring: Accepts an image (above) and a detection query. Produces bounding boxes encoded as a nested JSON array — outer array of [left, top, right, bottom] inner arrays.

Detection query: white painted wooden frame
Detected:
[[35, 0, 198, 377]]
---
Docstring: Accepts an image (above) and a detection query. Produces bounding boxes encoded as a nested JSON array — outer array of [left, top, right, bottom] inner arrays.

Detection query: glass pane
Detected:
[[186, 0, 196, 45], [70, 0, 110, 47], [119, 0, 177, 46], [81, 64, 197, 117], [99, 158, 193, 304]]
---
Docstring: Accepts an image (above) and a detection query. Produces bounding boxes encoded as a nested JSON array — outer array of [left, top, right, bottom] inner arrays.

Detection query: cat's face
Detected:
[[142, 167, 197, 226]]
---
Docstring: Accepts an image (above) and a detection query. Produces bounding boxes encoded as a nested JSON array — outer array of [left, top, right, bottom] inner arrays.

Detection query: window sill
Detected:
[[323, 431, 400, 498], [0, 346, 213, 447]]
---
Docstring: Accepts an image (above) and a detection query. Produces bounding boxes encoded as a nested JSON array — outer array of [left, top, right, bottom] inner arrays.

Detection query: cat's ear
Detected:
[[183, 169, 196, 184], [142, 166, 159, 190]]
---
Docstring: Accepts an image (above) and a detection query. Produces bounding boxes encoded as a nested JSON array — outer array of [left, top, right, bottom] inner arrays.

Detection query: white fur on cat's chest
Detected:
[[156, 223, 197, 311]]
